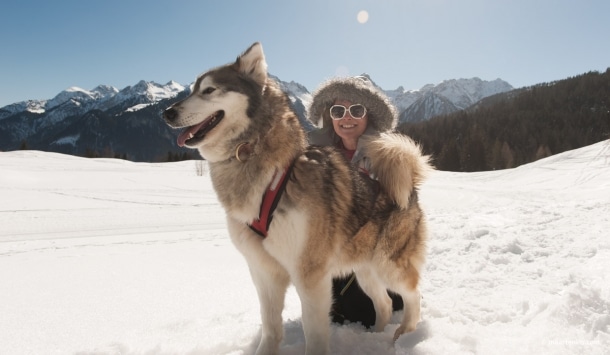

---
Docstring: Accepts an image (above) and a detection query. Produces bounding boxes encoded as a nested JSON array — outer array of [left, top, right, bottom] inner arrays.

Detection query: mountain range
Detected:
[[0, 75, 513, 161]]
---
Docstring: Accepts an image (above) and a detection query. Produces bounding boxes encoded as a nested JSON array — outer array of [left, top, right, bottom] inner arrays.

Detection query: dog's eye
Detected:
[[201, 87, 216, 95]]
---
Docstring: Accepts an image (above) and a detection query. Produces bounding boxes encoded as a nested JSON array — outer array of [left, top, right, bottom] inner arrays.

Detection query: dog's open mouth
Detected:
[[177, 111, 224, 147]]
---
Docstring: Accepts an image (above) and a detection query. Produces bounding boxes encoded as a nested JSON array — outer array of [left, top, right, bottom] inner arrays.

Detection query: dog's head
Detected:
[[163, 42, 268, 162]]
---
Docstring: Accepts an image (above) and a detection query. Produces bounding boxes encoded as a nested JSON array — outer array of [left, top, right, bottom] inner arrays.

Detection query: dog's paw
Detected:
[[393, 323, 417, 341]]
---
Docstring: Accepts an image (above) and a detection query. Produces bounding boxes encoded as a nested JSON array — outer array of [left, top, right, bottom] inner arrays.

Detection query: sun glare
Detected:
[[357, 10, 369, 24]]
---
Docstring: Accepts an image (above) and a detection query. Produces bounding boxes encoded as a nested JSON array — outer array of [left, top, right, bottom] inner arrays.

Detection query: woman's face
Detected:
[[330, 99, 369, 144]]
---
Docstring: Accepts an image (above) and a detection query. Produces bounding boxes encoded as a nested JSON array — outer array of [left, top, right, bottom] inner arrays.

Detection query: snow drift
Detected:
[[0, 141, 608, 354]]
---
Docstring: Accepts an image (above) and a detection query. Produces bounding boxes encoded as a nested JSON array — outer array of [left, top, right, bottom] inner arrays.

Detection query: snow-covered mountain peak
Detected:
[[165, 80, 185, 92], [117, 80, 184, 103], [91, 85, 119, 98], [392, 77, 514, 123], [429, 77, 512, 109], [420, 83, 436, 92], [46, 87, 96, 109], [42, 85, 121, 111], [0, 100, 46, 119], [356, 73, 384, 91]]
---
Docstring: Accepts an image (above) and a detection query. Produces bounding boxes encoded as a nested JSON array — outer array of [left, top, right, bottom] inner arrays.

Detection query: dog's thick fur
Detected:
[[163, 42, 431, 355]]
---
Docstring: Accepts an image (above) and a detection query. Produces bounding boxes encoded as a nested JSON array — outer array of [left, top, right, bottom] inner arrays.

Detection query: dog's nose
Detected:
[[163, 107, 177, 122]]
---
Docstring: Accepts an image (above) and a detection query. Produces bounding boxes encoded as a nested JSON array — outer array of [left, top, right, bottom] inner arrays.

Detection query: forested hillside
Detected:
[[398, 69, 610, 172]]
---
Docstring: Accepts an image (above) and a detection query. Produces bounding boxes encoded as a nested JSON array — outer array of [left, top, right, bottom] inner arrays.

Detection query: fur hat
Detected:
[[307, 75, 398, 133]]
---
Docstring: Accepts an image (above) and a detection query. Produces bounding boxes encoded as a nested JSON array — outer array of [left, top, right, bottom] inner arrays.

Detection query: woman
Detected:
[[307, 75, 404, 327]]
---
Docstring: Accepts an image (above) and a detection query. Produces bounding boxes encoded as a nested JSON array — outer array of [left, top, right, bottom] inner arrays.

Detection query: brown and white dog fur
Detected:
[[162, 42, 431, 355]]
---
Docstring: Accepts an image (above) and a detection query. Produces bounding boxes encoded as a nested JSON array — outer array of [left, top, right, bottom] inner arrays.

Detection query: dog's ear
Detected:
[[235, 42, 268, 87]]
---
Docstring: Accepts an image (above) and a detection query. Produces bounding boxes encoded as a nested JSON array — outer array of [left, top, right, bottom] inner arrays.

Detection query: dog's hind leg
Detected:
[[249, 265, 290, 355], [393, 288, 421, 340], [355, 268, 393, 332], [391, 265, 422, 341]]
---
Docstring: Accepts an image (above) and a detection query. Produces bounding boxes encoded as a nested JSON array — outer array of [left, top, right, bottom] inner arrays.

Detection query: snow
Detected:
[[0, 101, 47, 120], [51, 134, 81, 147], [126, 103, 152, 112], [432, 78, 513, 110], [25, 108, 45, 114], [46, 87, 98, 110], [1, 141, 609, 355], [125, 80, 185, 102]]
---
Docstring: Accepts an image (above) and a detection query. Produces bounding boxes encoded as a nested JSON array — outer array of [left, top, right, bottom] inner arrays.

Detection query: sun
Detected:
[[357, 10, 369, 24]]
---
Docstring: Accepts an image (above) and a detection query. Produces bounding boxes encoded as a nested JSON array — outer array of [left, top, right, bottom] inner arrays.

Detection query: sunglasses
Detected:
[[329, 104, 367, 120]]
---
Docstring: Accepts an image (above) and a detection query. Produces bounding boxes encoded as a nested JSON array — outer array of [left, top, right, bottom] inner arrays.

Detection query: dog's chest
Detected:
[[263, 209, 309, 271], [210, 165, 277, 222]]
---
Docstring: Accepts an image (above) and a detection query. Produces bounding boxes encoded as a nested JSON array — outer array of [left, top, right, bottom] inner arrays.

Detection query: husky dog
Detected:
[[163, 42, 431, 355]]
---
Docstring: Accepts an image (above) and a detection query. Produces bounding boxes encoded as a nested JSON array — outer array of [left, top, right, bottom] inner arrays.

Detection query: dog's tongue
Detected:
[[177, 121, 207, 147]]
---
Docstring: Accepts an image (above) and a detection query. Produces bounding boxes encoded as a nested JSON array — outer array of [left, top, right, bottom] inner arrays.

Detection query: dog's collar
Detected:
[[234, 138, 264, 162], [234, 142, 252, 162]]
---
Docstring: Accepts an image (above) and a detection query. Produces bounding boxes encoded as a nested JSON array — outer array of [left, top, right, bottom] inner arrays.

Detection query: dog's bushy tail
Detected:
[[362, 132, 433, 209]]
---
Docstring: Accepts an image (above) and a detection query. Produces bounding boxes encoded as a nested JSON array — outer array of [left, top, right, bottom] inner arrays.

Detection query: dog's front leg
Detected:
[[249, 263, 290, 355], [228, 223, 290, 355], [294, 274, 332, 355]]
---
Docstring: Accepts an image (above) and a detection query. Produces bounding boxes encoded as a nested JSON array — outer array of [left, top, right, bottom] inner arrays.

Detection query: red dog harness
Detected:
[[248, 164, 293, 237]]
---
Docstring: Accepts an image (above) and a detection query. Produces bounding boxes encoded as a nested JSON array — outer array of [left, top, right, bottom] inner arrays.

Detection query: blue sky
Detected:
[[1, 0, 609, 107]]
